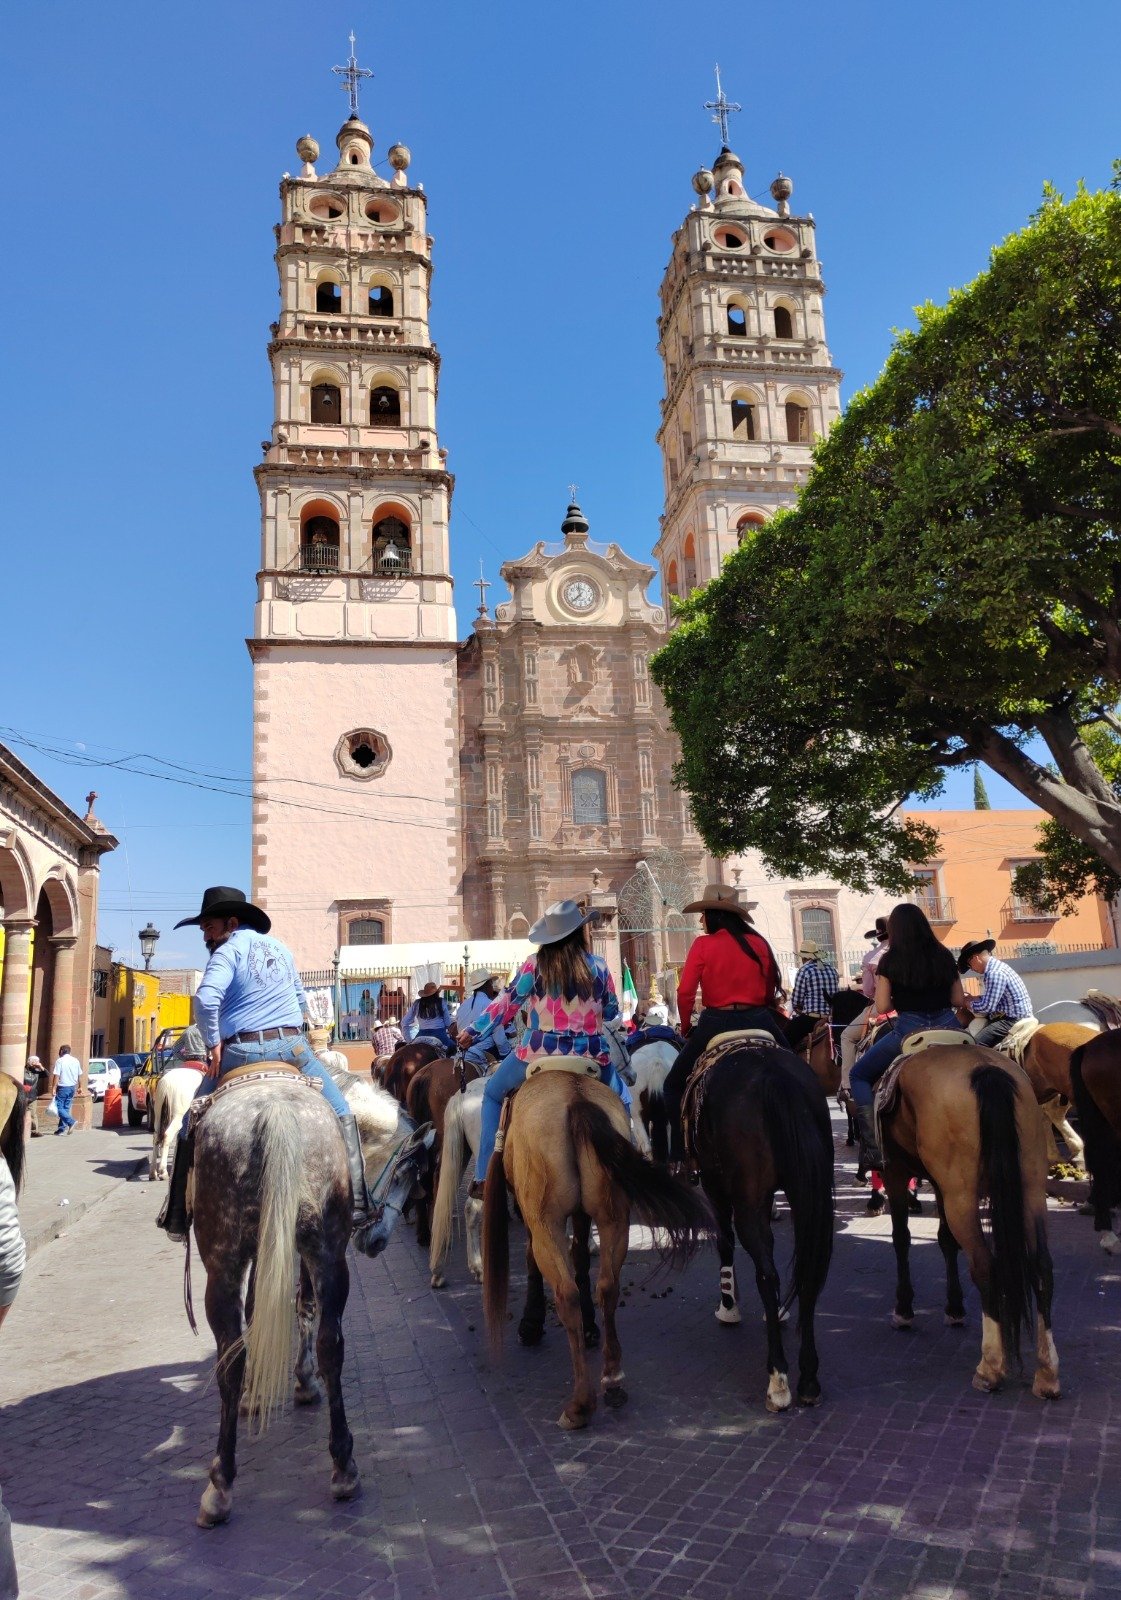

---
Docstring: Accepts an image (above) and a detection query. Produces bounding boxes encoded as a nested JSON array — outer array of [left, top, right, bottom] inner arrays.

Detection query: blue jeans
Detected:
[[850, 1009, 962, 1107], [417, 1026, 453, 1053], [463, 1040, 507, 1075], [186, 1033, 350, 1132], [474, 1056, 632, 1183], [54, 1083, 76, 1132]]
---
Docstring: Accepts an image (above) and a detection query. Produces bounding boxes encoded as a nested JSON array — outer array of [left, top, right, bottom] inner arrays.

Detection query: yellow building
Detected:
[[108, 965, 162, 1055]]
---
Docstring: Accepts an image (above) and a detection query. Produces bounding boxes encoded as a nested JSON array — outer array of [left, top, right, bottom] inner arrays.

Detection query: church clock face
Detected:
[[562, 577, 599, 614]]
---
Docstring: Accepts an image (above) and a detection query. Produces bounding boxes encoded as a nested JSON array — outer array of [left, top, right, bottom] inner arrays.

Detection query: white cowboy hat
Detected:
[[680, 883, 754, 923], [529, 899, 599, 947], [466, 966, 499, 990]]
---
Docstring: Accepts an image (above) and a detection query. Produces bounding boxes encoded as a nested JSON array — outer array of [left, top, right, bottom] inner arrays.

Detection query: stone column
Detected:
[[0, 920, 34, 1083], [50, 936, 90, 1130]]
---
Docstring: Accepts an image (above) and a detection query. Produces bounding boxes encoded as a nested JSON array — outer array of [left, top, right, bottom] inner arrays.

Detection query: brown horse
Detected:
[[405, 1057, 479, 1257], [1071, 1028, 1121, 1253], [878, 1043, 1059, 1399], [482, 1070, 712, 1429], [0, 1074, 27, 1197], [796, 1016, 842, 1097], [381, 1038, 444, 1107], [997, 1019, 1095, 1170]]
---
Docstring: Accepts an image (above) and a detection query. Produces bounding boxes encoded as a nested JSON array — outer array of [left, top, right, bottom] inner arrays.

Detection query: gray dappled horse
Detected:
[[190, 1071, 425, 1527]]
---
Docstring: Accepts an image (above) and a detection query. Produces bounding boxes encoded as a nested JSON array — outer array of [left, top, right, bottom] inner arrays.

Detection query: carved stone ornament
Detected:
[[334, 728, 392, 781]]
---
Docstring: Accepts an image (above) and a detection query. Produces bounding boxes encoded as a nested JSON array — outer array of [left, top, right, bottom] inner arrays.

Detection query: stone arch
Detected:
[[771, 298, 797, 339], [313, 268, 345, 314], [0, 838, 34, 921], [728, 385, 760, 441], [781, 389, 814, 444], [38, 869, 79, 938]]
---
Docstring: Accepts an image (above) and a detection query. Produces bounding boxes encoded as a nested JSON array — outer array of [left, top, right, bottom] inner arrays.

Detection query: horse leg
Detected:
[[517, 1239, 549, 1346], [465, 1187, 484, 1281], [941, 1184, 1004, 1392], [1041, 1098, 1086, 1173], [734, 1198, 790, 1412], [198, 1269, 245, 1528], [701, 1174, 740, 1324], [884, 1165, 916, 1328], [294, 1260, 322, 1406], [315, 1253, 359, 1499], [934, 1188, 966, 1327], [527, 1216, 596, 1429], [595, 1208, 629, 1408], [571, 1211, 600, 1349], [1030, 1217, 1061, 1399]]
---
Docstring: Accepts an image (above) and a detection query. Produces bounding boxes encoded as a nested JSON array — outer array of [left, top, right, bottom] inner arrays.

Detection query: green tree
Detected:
[[973, 768, 991, 809], [1014, 723, 1121, 911], [652, 174, 1121, 891]]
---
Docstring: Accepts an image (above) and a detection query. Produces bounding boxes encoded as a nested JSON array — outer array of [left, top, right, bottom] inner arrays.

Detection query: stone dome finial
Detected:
[[561, 498, 589, 545], [770, 172, 793, 216], [692, 167, 715, 199]]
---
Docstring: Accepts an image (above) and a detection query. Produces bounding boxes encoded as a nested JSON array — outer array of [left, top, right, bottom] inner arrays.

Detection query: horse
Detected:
[[381, 1038, 444, 1106], [189, 1068, 423, 1527], [828, 988, 871, 1149], [1071, 1029, 1121, 1253], [688, 1041, 834, 1411], [795, 1016, 841, 1098], [405, 1056, 479, 1253], [482, 1069, 712, 1430], [995, 1018, 1096, 1171], [628, 1038, 678, 1160], [0, 1075, 27, 1198], [150, 1066, 205, 1181], [877, 1041, 1059, 1399], [429, 1076, 487, 1286]]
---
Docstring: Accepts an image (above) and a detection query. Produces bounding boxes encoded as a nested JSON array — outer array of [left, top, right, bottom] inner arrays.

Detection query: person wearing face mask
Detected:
[[156, 886, 373, 1241]]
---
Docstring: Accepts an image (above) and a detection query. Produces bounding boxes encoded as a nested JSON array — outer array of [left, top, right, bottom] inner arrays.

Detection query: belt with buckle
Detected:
[[222, 1025, 302, 1045]]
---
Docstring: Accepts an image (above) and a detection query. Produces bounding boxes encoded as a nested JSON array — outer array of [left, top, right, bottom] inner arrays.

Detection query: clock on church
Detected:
[[562, 577, 599, 613]]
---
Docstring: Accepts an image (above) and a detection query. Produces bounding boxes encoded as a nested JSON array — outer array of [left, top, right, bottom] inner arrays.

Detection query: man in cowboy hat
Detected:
[[455, 968, 515, 1076], [958, 937, 1033, 1047], [157, 886, 376, 1243], [786, 938, 840, 1052], [838, 917, 890, 1087]]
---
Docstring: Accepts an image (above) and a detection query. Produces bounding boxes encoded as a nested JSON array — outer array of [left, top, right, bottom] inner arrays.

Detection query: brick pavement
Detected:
[[3, 1112, 1121, 1600]]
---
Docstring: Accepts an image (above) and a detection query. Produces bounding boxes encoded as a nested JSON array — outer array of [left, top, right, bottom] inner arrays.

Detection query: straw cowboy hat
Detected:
[[174, 885, 271, 935], [798, 939, 823, 959], [957, 937, 996, 973], [680, 883, 754, 923], [529, 899, 599, 947], [308, 1025, 333, 1049], [466, 966, 499, 991]]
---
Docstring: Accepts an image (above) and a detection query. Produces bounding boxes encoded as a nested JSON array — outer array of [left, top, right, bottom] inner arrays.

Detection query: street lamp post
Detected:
[[138, 922, 161, 972]]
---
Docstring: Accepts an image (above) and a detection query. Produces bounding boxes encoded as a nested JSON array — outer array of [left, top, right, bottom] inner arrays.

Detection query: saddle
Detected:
[[185, 1062, 319, 1142], [681, 1031, 780, 1157], [494, 1056, 607, 1154], [873, 1031, 968, 1145]]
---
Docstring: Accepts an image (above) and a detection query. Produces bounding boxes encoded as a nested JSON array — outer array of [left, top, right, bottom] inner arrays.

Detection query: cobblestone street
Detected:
[[4, 1113, 1121, 1600]]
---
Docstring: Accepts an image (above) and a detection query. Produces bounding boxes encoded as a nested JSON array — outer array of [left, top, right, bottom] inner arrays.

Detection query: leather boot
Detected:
[[156, 1140, 191, 1242], [341, 1114, 372, 1230], [855, 1105, 884, 1174]]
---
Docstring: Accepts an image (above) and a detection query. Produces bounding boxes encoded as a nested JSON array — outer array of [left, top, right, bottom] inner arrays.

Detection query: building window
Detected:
[[572, 768, 608, 825], [91, 1031, 105, 1055], [311, 383, 341, 424], [349, 917, 385, 945], [92, 968, 109, 999], [666, 559, 679, 598], [799, 906, 837, 964], [316, 280, 342, 314], [368, 286, 394, 317], [682, 533, 698, 593], [334, 728, 392, 781], [773, 305, 794, 339], [727, 303, 747, 336], [736, 511, 766, 542], [301, 515, 340, 572], [370, 385, 401, 426], [785, 400, 811, 443], [731, 398, 756, 440]]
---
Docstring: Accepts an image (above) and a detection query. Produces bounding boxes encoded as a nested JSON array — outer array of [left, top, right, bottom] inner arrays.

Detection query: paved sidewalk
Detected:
[[16, 1120, 151, 1254]]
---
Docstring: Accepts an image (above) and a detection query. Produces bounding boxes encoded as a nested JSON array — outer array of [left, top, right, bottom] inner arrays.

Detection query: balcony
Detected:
[[369, 546, 412, 576], [299, 543, 340, 574], [911, 895, 956, 924], [1001, 895, 1055, 925]]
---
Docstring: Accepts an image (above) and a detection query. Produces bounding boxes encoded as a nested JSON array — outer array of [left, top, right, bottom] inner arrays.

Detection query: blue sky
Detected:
[[3, 0, 1118, 965]]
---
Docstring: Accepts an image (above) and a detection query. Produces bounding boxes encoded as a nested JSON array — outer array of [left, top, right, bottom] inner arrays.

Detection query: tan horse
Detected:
[[997, 1019, 1096, 1170], [796, 1017, 841, 1097], [879, 1043, 1059, 1400], [482, 1070, 712, 1430]]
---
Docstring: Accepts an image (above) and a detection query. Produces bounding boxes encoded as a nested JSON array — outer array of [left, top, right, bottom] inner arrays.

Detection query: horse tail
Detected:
[[429, 1087, 466, 1276], [971, 1064, 1035, 1370], [481, 1146, 511, 1357], [756, 1061, 834, 1320], [406, 1066, 433, 1130], [1, 1082, 29, 1196], [567, 1092, 713, 1269], [1071, 1042, 1121, 1215], [241, 1099, 303, 1431]]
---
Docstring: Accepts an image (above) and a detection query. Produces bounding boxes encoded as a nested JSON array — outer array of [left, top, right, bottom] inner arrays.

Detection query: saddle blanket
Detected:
[[872, 1032, 968, 1148], [185, 1065, 320, 1140], [682, 1032, 780, 1156], [629, 1025, 685, 1053]]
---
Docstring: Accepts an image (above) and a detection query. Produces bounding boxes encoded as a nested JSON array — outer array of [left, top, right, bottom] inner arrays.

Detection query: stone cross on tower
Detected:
[[474, 564, 492, 616], [333, 31, 373, 118], [704, 63, 742, 147]]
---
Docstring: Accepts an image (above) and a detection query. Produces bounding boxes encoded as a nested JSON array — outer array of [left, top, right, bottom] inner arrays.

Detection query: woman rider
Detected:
[[849, 901, 966, 1166], [403, 983, 456, 1053], [661, 884, 787, 1160], [456, 900, 628, 1198]]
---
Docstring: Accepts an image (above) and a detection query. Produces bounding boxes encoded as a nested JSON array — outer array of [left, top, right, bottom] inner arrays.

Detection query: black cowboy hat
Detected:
[[174, 886, 271, 935], [864, 916, 889, 941], [957, 937, 996, 973]]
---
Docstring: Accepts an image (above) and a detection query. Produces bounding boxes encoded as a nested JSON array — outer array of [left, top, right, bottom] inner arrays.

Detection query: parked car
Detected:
[[112, 1054, 146, 1096], [127, 1029, 188, 1129], [86, 1059, 119, 1101]]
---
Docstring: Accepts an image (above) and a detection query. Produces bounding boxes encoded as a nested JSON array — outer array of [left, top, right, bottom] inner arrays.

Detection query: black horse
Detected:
[[690, 1044, 834, 1411]]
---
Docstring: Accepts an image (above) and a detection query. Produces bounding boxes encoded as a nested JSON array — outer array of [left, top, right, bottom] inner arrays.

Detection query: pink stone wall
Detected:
[[252, 644, 460, 971]]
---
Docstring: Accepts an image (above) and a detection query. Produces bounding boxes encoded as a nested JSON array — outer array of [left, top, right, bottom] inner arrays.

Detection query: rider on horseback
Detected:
[[456, 900, 630, 1198], [157, 886, 376, 1242], [455, 967, 517, 1077]]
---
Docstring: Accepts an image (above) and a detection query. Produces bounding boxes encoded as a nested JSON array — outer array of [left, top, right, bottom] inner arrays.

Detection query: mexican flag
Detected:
[[621, 960, 638, 1020]]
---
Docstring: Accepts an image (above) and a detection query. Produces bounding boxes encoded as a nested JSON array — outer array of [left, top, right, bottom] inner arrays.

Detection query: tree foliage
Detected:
[[973, 768, 991, 809], [652, 173, 1121, 891]]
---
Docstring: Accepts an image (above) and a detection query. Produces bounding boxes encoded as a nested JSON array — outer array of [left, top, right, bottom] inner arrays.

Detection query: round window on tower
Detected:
[[713, 226, 747, 250], [334, 728, 392, 782], [762, 227, 797, 253], [308, 194, 346, 221], [364, 198, 401, 226]]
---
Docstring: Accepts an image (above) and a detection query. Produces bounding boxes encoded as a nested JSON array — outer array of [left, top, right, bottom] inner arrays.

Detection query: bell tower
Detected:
[[249, 42, 460, 969], [653, 73, 842, 603]]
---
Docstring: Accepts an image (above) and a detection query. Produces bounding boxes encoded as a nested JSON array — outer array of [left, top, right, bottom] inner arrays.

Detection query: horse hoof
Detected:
[[430, 1271, 446, 1290], [765, 1372, 792, 1413], [797, 1386, 822, 1408], [603, 1384, 628, 1409], [1032, 1375, 1062, 1401], [517, 1322, 545, 1347], [972, 1372, 1002, 1394], [558, 1407, 591, 1431], [294, 1382, 322, 1407], [714, 1301, 741, 1325], [469, 1266, 483, 1283], [1099, 1231, 1121, 1255], [330, 1463, 361, 1501], [891, 1312, 914, 1330], [944, 1312, 966, 1328], [583, 1324, 600, 1350], [196, 1485, 232, 1528]]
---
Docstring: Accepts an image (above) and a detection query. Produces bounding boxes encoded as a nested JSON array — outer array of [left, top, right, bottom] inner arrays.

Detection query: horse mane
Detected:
[[996, 1016, 1041, 1065], [1081, 991, 1121, 1031]]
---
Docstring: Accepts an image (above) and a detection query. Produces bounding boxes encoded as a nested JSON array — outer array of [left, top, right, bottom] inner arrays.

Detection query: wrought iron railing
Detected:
[[1000, 895, 1055, 924], [907, 895, 956, 924], [299, 543, 340, 573]]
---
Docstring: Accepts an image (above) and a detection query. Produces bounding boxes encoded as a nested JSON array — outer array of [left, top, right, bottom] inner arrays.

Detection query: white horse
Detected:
[[150, 1067, 205, 1181], [429, 1077, 486, 1286], [628, 1040, 678, 1161]]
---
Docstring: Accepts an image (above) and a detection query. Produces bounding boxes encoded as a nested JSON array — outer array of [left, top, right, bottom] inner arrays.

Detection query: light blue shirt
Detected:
[[53, 1053, 82, 1087], [195, 928, 307, 1048], [402, 997, 454, 1042], [455, 988, 513, 1057]]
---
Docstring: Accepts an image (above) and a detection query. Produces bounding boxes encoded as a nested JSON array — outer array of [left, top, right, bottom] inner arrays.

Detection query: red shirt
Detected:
[[677, 928, 780, 1026]]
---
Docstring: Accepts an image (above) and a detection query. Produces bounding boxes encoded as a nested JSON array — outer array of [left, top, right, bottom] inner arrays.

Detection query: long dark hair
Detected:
[[417, 991, 445, 1019], [536, 923, 594, 1001], [878, 903, 957, 993]]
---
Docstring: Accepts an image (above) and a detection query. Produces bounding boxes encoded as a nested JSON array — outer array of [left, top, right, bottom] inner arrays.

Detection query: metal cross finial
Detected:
[[474, 562, 492, 615], [85, 791, 98, 812], [567, 482, 579, 502], [333, 31, 373, 119], [704, 63, 742, 148]]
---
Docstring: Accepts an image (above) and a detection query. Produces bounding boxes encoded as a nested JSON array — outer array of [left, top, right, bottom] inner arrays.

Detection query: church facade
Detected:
[[249, 68, 891, 980]]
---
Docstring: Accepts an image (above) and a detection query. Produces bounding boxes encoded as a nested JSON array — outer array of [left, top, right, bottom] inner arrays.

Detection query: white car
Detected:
[[86, 1058, 119, 1101]]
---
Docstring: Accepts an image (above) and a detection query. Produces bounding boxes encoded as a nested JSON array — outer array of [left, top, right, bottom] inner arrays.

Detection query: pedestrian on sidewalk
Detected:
[[1, 1074, 28, 1599], [51, 1046, 82, 1135]]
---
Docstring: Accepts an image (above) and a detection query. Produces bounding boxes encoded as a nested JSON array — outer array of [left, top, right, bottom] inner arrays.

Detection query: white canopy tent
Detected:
[[337, 938, 532, 981]]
